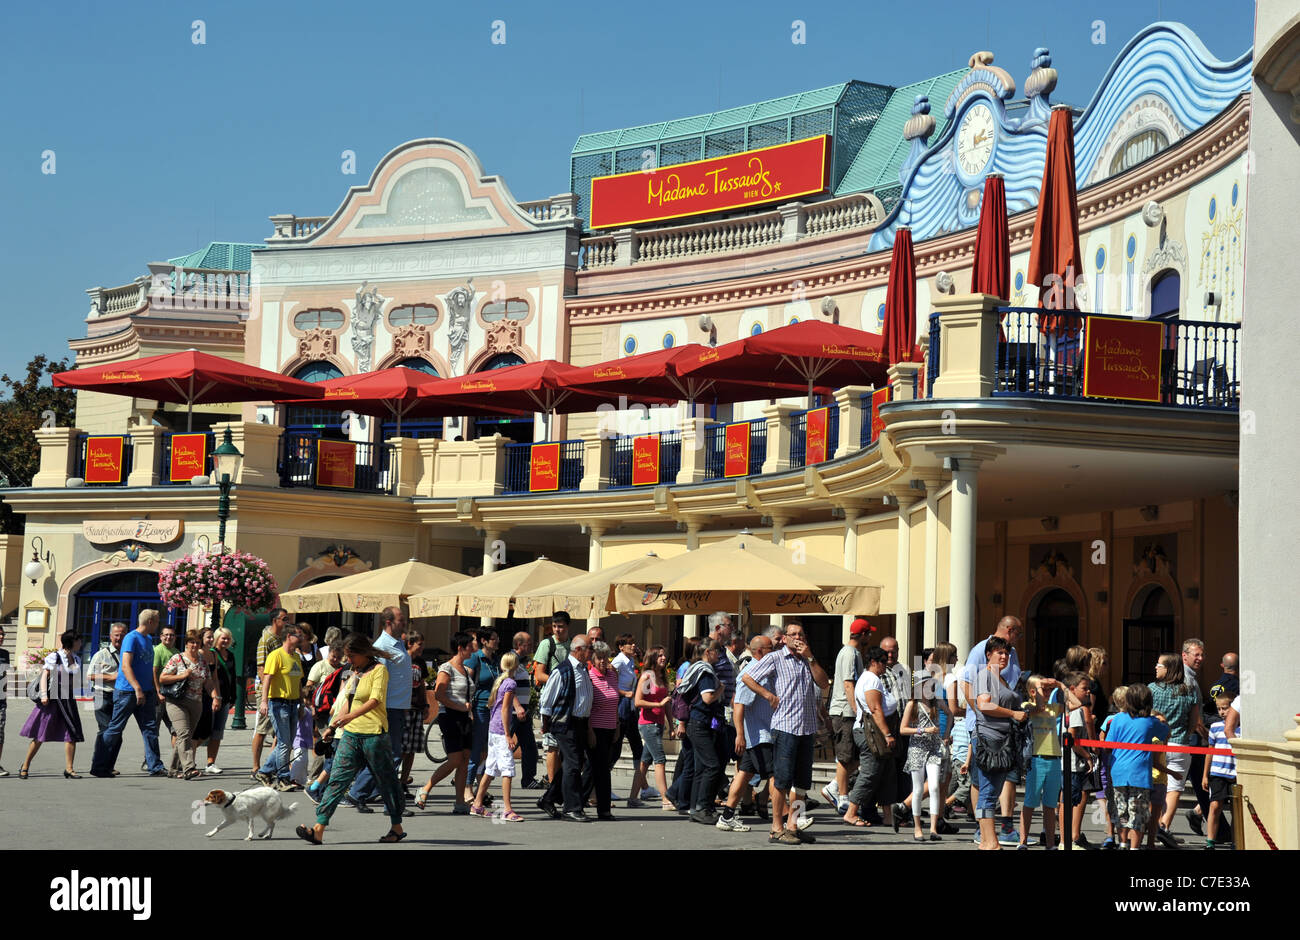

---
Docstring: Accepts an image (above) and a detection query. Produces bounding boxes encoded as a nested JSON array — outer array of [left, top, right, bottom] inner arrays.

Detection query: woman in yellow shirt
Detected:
[[297, 634, 406, 844]]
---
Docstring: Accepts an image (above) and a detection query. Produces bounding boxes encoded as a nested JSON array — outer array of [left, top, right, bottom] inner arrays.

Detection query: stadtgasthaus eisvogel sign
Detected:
[[82, 520, 183, 545]]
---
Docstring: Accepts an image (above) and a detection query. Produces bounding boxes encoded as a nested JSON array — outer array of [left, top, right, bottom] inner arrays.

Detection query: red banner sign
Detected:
[[316, 440, 356, 489], [870, 387, 892, 443], [631, 435, 660, 486], [590, 136, 829, 230], [84, 436, 124, 484], [805, 407, 829, 464], [723, 422, 751, 477], [529, 442, 562, 492], [168, 433, 208, 482], [1082, 317, 1164, 403]]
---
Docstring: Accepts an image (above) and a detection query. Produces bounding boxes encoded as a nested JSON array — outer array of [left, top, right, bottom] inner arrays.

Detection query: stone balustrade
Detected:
[[581, 235, 619, 269], [518, 193, 579, 223], [266, 214, 330, 242]]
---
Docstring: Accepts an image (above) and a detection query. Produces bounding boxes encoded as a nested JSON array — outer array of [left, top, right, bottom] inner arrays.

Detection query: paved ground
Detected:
[[0, 698, 1214, 851]]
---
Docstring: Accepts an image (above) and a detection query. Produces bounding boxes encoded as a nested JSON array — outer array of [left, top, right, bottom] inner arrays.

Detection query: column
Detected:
[[947, 462, 979, 660], [893, 491, 920, 652], [923, 478, 941, 656], [840, 501, 863, 642], [683, 519, 703, 640], [481, 527, 503, 629], [760, 403, 800, 475], [586, 522, 606, 632]]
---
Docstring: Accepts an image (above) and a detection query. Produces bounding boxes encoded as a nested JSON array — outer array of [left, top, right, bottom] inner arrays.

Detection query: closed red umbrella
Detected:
[[678, 319, 890, 406], [971, 173, 1010, 301], [881, 226, 919, 366], [53, 349, 324, 430], [1027, 105, 1083, 337]]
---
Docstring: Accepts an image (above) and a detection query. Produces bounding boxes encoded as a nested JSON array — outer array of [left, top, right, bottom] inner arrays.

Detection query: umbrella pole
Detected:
[[187, 373, 194, 431], [807, 377, 814, 410]]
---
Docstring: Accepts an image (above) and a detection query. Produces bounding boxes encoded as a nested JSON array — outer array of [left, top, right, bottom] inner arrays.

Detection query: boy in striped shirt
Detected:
[[1201, 693, 1237, 850]]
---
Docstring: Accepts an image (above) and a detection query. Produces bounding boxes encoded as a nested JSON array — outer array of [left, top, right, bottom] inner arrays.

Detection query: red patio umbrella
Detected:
[[1027, 105, 1083, 338], [880, 226, 919, 366], [678, 319, 891, 407], [557, 343, 818, 408], [273, 366, 526, 435], [53, 349, 324, 430], [971, 173, 1010, 301]]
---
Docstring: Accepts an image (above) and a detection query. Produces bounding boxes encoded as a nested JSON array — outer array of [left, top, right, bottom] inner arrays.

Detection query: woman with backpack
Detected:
[[414, 631, 476, 814], [297, 632, 405, 844], [304, 641, 347, 804]]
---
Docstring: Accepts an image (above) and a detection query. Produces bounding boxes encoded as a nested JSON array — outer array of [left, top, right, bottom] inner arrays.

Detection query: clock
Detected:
[[955, 101, 997, 185]]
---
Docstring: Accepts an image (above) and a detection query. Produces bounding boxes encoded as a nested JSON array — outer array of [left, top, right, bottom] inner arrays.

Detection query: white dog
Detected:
[[203, 787, 299, 841]]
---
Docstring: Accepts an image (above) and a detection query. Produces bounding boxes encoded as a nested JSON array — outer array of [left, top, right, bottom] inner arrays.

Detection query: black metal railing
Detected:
[[703, 419, 767, 480], [789, 406, 840, 468], [926, 312, 941, 398], [157, 431, 214, 484], [278, 432, 388, 493], [74, 434, 134, 486], [609, 431, 683, 488], [503, 440, 585, 494], [993, 308, 1240, 409]]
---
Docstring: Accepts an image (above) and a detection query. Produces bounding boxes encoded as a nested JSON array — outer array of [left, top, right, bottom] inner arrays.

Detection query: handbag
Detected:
[[27, 671, 45, 704], [862, 717, 891, 759]]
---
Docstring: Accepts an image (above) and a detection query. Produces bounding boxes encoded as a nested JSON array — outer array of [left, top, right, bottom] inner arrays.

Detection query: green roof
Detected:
[[835, 69, 966, 195], [572, 84, 852, 153], [166, 242, 257, 272]]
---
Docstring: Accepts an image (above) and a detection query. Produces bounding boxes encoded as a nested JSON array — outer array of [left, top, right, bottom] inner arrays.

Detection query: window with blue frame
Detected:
[[71, 571, 187, 654], [473, 353, 534, 443], [286, 361, 345, 435]]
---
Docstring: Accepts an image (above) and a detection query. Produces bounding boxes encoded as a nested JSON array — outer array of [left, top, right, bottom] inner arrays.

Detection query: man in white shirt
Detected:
[[87, 623, 127, 758], [539, 634, 593, 821]]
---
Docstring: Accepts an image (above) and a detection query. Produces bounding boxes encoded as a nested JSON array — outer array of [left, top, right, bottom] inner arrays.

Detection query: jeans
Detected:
[[638, 722, 667, 766], [688, 718, 721, 813], [317, 731, 404, 827], [668, 730, 694, 809], [510, 710, 538, 784], [91, 690, 164, 775], [974, 763, 1009, 819], [544, 718, 589, 814], [350, 708, 405, 803], [616, 699, 643, 767], [582, 725, 616, 814], [92, 697, 114, 752], [258, 700, 298, 781], [467, 704, 491, 785]]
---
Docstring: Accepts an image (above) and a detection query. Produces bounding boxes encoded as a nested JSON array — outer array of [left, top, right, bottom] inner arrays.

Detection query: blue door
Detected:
[[71, 571, 188, 654]]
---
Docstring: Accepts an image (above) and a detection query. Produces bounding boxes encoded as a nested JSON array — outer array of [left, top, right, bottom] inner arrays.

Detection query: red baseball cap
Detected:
[[850, 618, 874, 637]]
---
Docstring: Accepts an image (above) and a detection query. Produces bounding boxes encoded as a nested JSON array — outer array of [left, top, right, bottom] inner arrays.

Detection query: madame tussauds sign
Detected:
[[589, 136, 829, 229], [83, 520, 183, 545]]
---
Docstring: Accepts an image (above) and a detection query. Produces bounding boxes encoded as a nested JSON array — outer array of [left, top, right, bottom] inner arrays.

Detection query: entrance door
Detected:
[[1122, 586, 1175, 685], [1030, 589, 1078, 677], [71, 571, 188, 653]]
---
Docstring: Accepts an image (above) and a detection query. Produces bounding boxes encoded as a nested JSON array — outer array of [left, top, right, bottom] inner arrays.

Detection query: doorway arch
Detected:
[[69, 569, 188, 653], [1122, 583, 1177, 685], [1028, 588, 1078, 677]]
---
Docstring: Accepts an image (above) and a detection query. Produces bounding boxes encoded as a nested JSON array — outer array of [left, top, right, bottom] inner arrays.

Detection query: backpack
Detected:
[[532, 636, 558, 688], [312, 664, 347, 713]]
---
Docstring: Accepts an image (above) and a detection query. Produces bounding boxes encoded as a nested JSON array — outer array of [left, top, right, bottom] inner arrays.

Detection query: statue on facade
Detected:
[[352, 281, 388, 372], [446, 281, 474, 373]]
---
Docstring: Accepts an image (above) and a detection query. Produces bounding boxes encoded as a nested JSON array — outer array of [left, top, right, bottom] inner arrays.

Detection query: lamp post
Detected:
[[210, 428, 245, 728]]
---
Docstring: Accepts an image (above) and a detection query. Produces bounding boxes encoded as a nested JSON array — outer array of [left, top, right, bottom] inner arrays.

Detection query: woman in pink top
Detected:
[[628, 646, 673, 810], [581, 641, 620, 820]]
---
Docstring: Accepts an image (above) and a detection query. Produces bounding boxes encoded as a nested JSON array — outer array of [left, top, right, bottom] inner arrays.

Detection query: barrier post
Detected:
[[1062, 731, 1073, 852], [1232, 783, 1244, 851]]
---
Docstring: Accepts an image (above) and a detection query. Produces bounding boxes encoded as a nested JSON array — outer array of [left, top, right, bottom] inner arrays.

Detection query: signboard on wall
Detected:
[[316, 440, 357, 489], [805, 407, 829, 464], [589, 136, 829, 229], [529, 442, 561, 492], [168, 433, 208, 482], [723, 422, 751, 477], [631, 435, 660, 486], [1082, 317, 1163, 402], [84, 437, 125, 484], [83, 520, 183, 544]]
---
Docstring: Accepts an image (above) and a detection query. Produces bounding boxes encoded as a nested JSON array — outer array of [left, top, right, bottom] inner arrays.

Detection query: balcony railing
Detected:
[[993, 309, 1240, 409], [609, 432, 683, 488], [278, 432, 389, 493], [503, 441, 584, 495], [74, 434, 134, 486], [927, 312, 941, 395], [157, 431, 214, 485], [703, 420, 767, 480], [789, 406, 840, 469]]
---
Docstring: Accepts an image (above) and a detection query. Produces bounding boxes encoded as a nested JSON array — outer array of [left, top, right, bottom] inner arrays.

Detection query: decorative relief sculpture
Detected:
[[484, 319, 522, 356], [392, 323, 430, 359], [352, 281, 388, 372], [297, 327, 338, 361], [446, 282, 474, 373]]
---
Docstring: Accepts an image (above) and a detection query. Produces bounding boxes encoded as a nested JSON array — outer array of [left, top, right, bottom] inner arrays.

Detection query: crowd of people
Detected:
[[3, 605, 1243, 851]]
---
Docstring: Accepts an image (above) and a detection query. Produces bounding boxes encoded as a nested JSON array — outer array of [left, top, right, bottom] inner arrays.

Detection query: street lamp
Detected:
[[210, 428, 245, 727]]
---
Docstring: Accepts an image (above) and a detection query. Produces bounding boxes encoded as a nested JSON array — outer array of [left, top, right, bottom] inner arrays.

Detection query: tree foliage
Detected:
[[0, 354, 75, 533]]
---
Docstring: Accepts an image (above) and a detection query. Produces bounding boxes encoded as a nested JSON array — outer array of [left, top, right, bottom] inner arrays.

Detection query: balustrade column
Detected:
[[586, 523, 607, 632], [683, 519, 703, 641]]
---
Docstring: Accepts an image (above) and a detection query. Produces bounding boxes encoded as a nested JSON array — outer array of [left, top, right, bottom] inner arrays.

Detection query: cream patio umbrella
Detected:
[[514, 553, 662, 620], [407, 557, 587, 620], [606, 532, 882, 619], [279, 559, 469, 615]]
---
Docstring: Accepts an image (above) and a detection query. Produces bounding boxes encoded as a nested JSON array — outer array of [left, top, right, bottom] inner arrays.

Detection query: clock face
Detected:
[[956, 102, 996, 181]]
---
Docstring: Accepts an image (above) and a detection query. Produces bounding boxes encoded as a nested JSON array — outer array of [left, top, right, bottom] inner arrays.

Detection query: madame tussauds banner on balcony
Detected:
[[1082, 316, 1163, 402], [84, 436, 124, 484], [589, 136, 829, 229], [529, 442, 561, 492], [632, 435, 660, 486], [168, 433, 208, 482], [316, 440, 356, 489]]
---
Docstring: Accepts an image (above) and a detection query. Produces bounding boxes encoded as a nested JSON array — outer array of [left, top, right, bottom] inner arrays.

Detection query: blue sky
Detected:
[[0, 0, 1254, 388]]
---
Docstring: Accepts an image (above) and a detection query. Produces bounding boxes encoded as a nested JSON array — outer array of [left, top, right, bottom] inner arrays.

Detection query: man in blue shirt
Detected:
[[347, 607, 413, 813], [90, 609, 166, 777]]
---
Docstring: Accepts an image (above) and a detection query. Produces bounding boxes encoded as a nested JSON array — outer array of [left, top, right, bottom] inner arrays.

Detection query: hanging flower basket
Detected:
[[158, 550, 279, 613]]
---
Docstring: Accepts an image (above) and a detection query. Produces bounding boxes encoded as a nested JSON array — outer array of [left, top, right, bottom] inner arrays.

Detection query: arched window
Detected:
[[71, 570, 187, 653], [1109, 128, 1170, 177], [1150, 269, 1180, 320], [292, 309, 345, 331], [382, 359, 441, 438], [473, 353, 531, 442], [286, 361, 345, 432], [1123, 586, 1175, 684], [1031, 588, 1079, 677], [481, 353, 525, 370], [394, 357, 439, 376], [388, 304, 439, 327], [482, 300, 529, 322]]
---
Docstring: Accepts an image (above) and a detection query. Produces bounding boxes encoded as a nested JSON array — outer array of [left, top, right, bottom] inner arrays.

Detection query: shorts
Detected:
[[771, 730, 814, 793], [255, 712, 275, 737], [1113, 785, 1151, 831], [401, 708, 424, 755], [1023, 755, 1062, 809], [1164, 751, 1190, 791], [739, 742, 775, 779], [438, 711, 472, 753], [1208, 775, 1234, 805], [638, 722, 667, 766], [831, 715, 859, 765], [484, 731, 515, 778], [542, 732, 558, 751]]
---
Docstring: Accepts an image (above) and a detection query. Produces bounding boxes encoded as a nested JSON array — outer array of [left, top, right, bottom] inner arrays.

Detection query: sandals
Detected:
[[501, 812, 524, 823], [295, 825, 323, 845], [660, 801, 677, 812], [378, 829, 407, 843], [469, 804, 490, 817], [414, 789, 429, 810], [183, 769, 203, 780], [843, 817, 869, 827], [19, 767, 30, 780]]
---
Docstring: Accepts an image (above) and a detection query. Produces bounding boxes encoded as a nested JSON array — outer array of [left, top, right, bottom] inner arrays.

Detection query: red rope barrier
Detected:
[[1244, 797, 1278, 850], [1074, 738, 1233, 756]]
